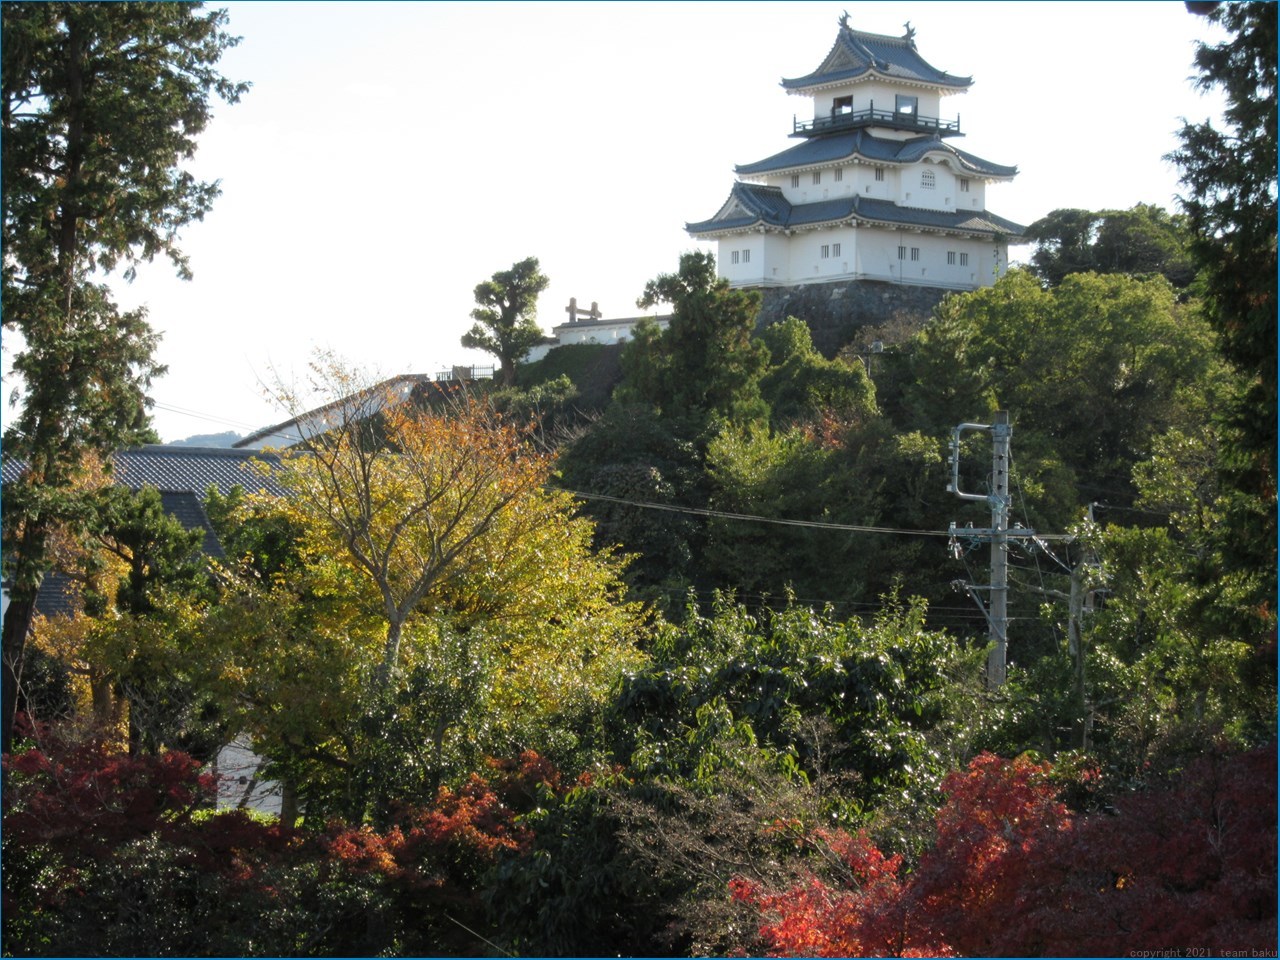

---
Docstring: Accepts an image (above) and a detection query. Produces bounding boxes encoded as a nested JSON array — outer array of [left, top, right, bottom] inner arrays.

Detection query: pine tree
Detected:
[[461, 257, 550, 386]]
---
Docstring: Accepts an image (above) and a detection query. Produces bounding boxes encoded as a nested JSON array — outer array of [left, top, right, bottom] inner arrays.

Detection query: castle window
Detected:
[[921, 169, 936, 190], [897, 246, 906, 260], [812, 171, 822, 185], [960, 252, 969, 266], [833, 95, 853, 115], [947, 251, 957, 265], [821, 244, 830, 259], [742, 249, 750, 263], [834, 167, 843, 182], [832, 243, 841, 256], [959, 178, 971, 192], [875, 167, 885, 182], [791, 174, 800, 188], [731, 250, 740, 265], [910, 247, 920, 262], [895, 94, 918, 116]]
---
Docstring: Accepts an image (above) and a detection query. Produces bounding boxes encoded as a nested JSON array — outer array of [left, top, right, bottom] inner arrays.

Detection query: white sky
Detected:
[[36, 1, 1230, 442]]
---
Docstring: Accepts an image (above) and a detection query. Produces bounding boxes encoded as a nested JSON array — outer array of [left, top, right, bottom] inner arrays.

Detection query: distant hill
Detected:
[[168, 431, 242, 448]]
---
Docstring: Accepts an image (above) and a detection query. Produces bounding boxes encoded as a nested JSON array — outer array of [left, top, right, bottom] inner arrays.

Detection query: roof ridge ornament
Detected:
[[904, 20, 916, 45], [838, 9, 850, 30]]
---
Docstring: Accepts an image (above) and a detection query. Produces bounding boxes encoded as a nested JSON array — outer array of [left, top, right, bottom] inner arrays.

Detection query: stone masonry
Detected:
[[753, 279, 956, 357]]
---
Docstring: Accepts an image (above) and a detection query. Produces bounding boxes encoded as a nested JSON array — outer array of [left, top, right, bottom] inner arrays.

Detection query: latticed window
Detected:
[[921, 169, 936, 190]]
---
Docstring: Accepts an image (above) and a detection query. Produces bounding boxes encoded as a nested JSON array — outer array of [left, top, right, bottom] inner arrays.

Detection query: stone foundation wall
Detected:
[[753, 279, 958, 357]]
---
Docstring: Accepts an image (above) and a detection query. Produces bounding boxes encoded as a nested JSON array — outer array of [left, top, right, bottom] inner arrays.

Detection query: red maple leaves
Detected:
[[734, 748, 1277, 957]]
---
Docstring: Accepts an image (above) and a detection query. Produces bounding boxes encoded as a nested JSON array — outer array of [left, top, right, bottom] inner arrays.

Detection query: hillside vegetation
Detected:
[[3, 3, 1274, 956]]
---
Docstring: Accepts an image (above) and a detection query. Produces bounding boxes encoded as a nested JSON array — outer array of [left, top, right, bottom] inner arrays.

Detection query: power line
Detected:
[[566, 489, 1074, 540], [150, 400, 267, 433]]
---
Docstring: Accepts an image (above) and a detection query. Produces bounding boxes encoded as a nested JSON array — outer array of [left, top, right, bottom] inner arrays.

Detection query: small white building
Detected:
[[688, 16, 1022, 292], [524, 297, 670, 363]]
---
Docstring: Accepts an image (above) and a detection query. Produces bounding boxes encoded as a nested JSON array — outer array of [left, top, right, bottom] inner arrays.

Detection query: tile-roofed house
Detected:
[[3, 445, 292, 818], [2, 445, 283, 621], [689, 15, 1022, 295], [1, 445, 283, 497], [109, 445, 284, 497]]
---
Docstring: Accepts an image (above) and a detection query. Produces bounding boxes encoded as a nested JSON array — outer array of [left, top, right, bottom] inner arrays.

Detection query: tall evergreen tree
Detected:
[[1, 2, 247, 751], [1169, 0, 1277, 622], [625, 250, 770, 427]]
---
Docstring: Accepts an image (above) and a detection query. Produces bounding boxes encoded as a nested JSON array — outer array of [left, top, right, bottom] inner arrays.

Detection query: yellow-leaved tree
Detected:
[[244, 358, 647, 817]]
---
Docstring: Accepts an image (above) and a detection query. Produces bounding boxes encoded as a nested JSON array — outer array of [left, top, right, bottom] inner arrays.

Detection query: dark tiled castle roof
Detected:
[[687, 181, 1024, 238], [781, 21, 971, 91], [734, 130, 1017, 179]]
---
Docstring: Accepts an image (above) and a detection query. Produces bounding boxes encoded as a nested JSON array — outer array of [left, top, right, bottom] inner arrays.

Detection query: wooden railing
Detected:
[[793, 106, 961, 137]]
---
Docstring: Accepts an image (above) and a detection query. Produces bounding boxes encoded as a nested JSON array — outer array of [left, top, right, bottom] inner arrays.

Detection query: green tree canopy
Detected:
[[461, 256, 550, 386], [1, 1, 246, 750], [623, 251, 770, 428], [896, 269, 1226, 519], [1022, 204, 1196, 288], [759, 316, 877, 429]]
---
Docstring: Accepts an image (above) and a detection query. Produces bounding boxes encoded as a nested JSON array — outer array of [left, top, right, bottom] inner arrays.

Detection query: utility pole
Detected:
[[989, 411, 1010, 686], [947, 411, 1028, 687], [1018, 548, 1095, 749]]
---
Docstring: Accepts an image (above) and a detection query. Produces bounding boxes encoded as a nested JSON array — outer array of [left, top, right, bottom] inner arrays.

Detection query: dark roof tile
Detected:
[[687, 182, 1024, 237], [735, 130, 1016, 179], [782, 23, 971, 91], [110, 446, 283, 497]]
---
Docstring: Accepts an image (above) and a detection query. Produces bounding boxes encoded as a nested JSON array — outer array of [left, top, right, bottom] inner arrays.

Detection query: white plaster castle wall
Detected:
[[803, 80, 947, 128], [855, 162, 897, 202], [761, 233, 791, 285], [718, 227, 1004, 291], [802, 80, 948, 130]]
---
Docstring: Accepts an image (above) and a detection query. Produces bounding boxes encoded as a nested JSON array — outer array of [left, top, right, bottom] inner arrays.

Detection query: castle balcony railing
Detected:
[[793, 106, 961, 138]]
